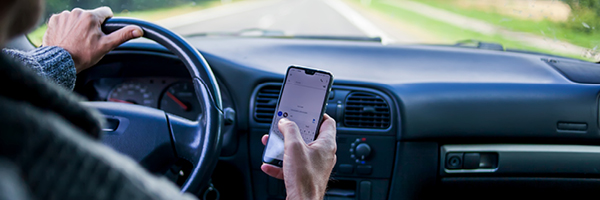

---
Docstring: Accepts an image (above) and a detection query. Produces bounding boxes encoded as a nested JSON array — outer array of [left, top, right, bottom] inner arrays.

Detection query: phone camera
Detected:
[[305, 69, 316, 75]]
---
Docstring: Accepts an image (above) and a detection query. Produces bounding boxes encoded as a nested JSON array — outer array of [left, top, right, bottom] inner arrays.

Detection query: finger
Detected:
[[261, 134, 269, 146], [313, 114, 337, 147], [93, 6, 114, 21], [71, 8, 84, 16], [48, 13, 59, 25], [278, 118, 304, 150], [261, 164, 284, 180], [102, 25, 143, 52]]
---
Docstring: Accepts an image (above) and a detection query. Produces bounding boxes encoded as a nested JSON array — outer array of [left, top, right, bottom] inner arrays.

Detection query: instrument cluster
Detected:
[[100, 77, 201, 120]]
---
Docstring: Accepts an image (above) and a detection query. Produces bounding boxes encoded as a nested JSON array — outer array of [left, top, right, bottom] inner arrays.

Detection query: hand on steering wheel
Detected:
[[83, 17, 223, 194], [43, 7, 143, 73]]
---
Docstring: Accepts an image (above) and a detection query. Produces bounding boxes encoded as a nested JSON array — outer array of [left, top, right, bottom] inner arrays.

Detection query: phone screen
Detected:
[[263, 66, 333, 166]]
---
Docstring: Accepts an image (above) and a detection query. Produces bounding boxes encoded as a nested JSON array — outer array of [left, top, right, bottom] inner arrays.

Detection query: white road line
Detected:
[[156, 0, 282, 29], [323, 0, 394, 44]]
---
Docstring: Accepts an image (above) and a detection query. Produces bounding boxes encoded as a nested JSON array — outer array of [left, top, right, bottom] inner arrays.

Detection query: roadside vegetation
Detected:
[[414, 0, 600, 53], [28, 0, 229, 46], [349, 0, 591, 61], [43, 0, 217, 19]]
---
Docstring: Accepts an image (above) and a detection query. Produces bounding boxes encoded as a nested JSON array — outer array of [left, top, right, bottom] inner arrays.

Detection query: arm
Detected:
[[0, 158, 31, 200], [0, 97, 197, 200], [2, 7, 143, 90], [261, 114, 338, 200], [3, 46, 77, 90]]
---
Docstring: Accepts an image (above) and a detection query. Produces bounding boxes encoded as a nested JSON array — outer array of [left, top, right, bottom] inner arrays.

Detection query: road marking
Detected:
[[156, 0, 282, 29], [323, 0, 394, 44]]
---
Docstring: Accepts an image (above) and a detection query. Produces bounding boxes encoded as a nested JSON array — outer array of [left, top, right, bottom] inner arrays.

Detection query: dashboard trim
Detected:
[[249, 82, 397, 134]]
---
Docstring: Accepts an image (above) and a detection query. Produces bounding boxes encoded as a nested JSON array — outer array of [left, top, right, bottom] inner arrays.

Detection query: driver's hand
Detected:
[[261, 114, 337, 200], [43, 7, 143, 73]]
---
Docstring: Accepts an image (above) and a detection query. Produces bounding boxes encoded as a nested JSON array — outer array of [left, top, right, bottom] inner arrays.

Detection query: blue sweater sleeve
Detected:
[[2, 46, 76, 90]]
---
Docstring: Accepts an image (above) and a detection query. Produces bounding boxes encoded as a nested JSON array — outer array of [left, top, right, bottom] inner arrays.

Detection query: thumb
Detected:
[[102, 25, 143, 51], [278, 118, 305, 150]]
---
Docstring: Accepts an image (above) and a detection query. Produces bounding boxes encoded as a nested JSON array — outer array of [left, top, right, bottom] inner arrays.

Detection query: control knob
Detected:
[[355, 143, 371, 160]]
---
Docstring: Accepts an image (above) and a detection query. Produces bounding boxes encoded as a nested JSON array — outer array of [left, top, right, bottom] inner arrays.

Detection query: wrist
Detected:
[[286, 178, 327, 200], [286, 190, 323, 200]]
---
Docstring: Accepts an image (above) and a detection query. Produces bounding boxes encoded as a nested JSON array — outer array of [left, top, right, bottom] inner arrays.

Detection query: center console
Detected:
[[249, 83, 398, 200]]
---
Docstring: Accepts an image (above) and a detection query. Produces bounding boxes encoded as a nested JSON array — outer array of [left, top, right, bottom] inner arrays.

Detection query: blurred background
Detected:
[[30, 0, 600, 61]]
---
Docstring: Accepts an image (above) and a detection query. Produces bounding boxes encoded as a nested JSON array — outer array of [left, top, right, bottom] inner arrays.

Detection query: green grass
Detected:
[[27, 0, 227, 46], [28, 24, 47, 47], [350, 0, 592, 61], [413, 0, 600, 51]]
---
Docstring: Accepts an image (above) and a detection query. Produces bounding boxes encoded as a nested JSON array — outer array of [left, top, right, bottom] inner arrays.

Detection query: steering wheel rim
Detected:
[[97, 17, 223, 194]]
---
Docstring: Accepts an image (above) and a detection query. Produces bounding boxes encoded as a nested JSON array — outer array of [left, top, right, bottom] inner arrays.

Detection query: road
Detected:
[[158, 0, 409, 43], [154, 0, 592, 59]]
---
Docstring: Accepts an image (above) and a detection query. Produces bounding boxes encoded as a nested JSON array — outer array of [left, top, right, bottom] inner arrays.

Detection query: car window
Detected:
[[30, 0, 599, 62]]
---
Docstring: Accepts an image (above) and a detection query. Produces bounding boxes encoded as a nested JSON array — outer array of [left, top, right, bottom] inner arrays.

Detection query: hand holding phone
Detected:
[[260, 65, 336, 199], [262, 66, 334, 167], [261, 114, 337, 199]]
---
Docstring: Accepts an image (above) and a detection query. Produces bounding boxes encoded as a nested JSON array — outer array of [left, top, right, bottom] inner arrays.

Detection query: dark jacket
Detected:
[[0, 47, 196, 200]]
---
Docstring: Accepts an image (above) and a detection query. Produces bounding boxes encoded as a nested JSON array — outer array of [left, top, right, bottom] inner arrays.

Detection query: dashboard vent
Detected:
[[253, 84, 282, 123], [344, 92, 391, 129]]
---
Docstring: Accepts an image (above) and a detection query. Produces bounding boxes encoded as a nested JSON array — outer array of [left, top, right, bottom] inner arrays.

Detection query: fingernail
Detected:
[[132, 29, 142, 37]]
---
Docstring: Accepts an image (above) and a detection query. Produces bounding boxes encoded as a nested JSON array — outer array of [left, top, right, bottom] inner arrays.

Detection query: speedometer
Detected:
[[159, 82, 201, 120], [107, 82, 154, 107]]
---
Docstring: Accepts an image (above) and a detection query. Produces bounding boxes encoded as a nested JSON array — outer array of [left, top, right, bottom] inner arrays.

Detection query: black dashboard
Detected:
[[75, 36, 600, 199]]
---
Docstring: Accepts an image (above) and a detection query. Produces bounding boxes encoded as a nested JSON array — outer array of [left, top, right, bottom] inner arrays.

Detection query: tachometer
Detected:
[[107, 82, 154, 107], [160, 82, 201, 120]]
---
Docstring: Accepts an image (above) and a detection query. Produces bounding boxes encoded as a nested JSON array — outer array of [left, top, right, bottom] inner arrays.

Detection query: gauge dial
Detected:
[[107, 82, 154, 107], [160, 82, 201, 120]]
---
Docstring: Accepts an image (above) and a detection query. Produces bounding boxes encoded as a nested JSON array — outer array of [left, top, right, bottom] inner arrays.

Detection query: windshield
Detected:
[[29, 0, 600, 61]]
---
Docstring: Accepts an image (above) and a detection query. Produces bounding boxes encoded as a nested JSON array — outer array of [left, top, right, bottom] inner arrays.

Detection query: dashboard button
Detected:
[[359, 181, 372, 200], [463, 153, 480, 169], [355, 143, 372, 160], [339, 164, 354, 174], [446, 153, 464, 169], [357, 165, 372, 175]]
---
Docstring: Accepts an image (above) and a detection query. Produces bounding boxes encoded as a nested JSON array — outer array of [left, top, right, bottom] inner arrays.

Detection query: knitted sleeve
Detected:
[[2, 46, 76, 90]]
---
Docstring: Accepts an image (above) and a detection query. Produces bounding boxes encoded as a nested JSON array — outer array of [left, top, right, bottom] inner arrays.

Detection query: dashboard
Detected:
[[75, 36, 600, 200], [91, 77, 201, 120]]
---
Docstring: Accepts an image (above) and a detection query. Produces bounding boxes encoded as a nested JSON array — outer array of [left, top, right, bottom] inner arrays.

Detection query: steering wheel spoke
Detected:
[[84, 102, 178, 173]]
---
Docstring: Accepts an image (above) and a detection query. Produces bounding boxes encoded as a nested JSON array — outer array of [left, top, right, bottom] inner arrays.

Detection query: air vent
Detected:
[[253, 84, 281, 123], [344, 92, 391, 129]]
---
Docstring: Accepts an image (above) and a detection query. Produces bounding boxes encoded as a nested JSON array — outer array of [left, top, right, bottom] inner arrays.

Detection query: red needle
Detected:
[[166, 92, 188, 110], [108, 98, 133, 104]]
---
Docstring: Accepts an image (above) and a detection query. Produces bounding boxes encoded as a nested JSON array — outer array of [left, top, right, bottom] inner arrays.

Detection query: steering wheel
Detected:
[[83, 17, 223, 194]]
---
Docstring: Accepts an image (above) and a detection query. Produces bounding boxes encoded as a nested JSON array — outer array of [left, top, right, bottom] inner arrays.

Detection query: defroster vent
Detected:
[[253, 84, 281, 123], [344, 92, 391, 129]]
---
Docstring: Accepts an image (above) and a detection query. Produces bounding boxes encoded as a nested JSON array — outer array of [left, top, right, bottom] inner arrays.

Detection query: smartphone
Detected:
[[262, 66, 334, 167]]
